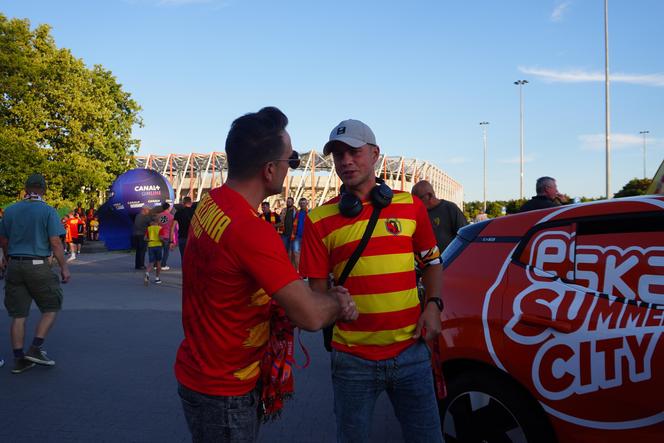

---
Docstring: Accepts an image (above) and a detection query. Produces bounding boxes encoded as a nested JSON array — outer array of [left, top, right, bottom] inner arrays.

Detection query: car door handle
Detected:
[[520, 314, 573, 333]]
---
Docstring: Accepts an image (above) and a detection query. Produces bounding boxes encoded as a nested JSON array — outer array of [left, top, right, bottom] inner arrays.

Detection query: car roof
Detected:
[[478, 195, 664, 237]]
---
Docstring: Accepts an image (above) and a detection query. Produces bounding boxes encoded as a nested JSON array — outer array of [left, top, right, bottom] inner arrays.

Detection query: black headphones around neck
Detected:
[[338, 177, 393, 218]]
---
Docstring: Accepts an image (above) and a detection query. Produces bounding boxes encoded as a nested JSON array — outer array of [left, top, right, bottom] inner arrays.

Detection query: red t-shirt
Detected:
[[174, 185, 300, 396], [67, 218, 79, 239]]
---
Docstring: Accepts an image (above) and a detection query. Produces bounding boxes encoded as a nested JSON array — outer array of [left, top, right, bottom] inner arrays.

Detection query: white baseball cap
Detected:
[[323, 119, 377, 155]]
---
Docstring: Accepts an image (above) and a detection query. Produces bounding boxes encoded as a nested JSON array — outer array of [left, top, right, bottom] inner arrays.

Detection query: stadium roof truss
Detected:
[[135, 150, 463, 209]]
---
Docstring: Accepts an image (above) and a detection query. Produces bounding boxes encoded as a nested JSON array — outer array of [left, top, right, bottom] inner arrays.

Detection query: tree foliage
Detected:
[[614, 178, 652, 198], [0, 15, 142, 206]]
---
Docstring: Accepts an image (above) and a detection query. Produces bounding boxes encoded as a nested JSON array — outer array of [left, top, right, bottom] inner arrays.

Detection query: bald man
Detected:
[[412, 180, 467, 252]]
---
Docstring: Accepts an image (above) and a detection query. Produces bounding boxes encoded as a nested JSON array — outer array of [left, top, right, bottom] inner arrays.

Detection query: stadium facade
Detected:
[[135, 150, 463, 210]]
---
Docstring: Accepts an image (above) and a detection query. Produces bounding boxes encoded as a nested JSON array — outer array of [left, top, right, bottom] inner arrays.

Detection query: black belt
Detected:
[[9, 256, 48, 261]]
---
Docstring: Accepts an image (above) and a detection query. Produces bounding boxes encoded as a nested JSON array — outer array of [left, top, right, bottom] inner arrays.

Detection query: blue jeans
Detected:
[[331, 341, 442, 443], [281, 234, 292, 252], [292, 236, 302, 254], [178, 383, 261, 443]]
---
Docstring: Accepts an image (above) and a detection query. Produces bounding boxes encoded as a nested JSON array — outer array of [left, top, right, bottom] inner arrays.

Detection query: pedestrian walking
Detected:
[[155, 202, 174, 270], [174, 106, 357, 443], [0, 174, 71, 374], [132, 206, 150, 270], [300, 119, 444, 442], [145, 218, 163, 285], [66, 212, 79, 261], [172, 196, 195, 260]]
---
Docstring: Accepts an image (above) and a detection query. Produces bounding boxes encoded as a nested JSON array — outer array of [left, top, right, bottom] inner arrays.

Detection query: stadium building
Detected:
[[135, 150, 463, 210]]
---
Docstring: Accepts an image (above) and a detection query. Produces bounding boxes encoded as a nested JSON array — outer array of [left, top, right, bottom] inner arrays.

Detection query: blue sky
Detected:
[[2, 0, 663, 201]]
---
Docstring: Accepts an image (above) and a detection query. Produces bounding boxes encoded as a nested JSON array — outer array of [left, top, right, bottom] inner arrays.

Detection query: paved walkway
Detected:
[[0, 248, 402, 442]]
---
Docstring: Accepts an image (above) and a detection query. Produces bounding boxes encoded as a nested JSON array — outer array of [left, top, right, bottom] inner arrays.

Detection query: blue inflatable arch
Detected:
[[98, 168, 174, 250]]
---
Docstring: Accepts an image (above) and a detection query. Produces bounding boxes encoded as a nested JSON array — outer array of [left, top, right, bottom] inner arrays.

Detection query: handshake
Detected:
[[329, 286, 359, 322]]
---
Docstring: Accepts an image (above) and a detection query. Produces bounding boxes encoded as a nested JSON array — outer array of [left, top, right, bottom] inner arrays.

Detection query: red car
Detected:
[[436, 196, 664, 442]]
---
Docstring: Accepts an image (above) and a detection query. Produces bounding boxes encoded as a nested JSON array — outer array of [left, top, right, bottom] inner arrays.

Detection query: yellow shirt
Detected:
[[146, 225, 162, 248]]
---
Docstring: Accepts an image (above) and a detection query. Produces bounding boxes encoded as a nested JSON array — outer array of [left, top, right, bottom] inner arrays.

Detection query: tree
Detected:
[[614, 178, 652, 198], [0, 14, 142, 206]]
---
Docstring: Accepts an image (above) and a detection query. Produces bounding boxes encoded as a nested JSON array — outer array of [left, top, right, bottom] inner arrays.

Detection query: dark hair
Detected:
[[225, 107, 289, 180], [182, 196, 192, 204], [161, 202, 171, 210], [536, 176, 555, 194]]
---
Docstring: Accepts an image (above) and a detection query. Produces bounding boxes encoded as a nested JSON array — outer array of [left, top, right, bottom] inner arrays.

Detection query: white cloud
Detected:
[[579, 133, 663, 151], [499, 154, 535, 164], [518, 66, 664, 87], [551, 1, 571, 22]]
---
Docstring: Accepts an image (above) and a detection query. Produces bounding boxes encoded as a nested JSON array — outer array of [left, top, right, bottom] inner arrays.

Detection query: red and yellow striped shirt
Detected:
[[300, 191, 437, 360]]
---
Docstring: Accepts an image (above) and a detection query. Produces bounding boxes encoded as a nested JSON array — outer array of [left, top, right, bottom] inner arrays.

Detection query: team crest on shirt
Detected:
[[385, 218, 402, 235], [433, 216, 440, 227]]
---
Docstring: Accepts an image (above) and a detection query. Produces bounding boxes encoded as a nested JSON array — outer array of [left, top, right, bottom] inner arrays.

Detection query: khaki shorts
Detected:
[[4, 259, 63, 318]]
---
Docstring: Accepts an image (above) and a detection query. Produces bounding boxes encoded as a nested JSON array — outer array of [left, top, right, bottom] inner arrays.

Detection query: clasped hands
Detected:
[[328, 286, 358, 322]]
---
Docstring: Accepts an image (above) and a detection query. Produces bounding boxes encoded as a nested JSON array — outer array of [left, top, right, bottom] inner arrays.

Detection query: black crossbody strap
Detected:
[[336, 205, 382, 286], [323, 205, 382, 352]]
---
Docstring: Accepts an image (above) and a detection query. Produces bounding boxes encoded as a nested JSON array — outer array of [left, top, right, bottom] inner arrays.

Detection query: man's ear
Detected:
[[370, 144, 380, 164], [262, 161, 276, 183]]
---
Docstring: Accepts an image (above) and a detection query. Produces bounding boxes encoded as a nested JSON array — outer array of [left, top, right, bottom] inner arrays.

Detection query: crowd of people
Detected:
[[132, 197, 196, 285], [0, 104, 572, 442], [59, 204, 99, 261]]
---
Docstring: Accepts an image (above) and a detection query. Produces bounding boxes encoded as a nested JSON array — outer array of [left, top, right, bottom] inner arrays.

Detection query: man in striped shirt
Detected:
[[300, 119, 444, 442]]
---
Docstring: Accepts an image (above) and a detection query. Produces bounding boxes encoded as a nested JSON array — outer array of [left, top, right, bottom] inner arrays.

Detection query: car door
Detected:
[[568, 212, 664, 434]]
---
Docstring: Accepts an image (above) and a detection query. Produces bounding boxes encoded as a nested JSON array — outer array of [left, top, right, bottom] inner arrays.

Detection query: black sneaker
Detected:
[[11, 358, 35, 374], [154, 278, 162, 285], [25, 346, 56, 366]]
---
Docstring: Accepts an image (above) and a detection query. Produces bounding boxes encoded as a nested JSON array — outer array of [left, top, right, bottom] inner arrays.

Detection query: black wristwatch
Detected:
[[426, 297, 443, 312]]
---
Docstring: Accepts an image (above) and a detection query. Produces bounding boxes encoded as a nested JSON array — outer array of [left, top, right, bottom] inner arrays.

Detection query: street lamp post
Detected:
[[480, 122, 489, 213], [604, 0, 612, 198], [640, 130, 649, 179], [514, 79, 528, 200]]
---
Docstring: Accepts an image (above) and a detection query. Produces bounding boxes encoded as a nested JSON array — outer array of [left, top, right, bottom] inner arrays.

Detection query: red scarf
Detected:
[[261, 211, 278, 225], [260, 300, 310, 421]]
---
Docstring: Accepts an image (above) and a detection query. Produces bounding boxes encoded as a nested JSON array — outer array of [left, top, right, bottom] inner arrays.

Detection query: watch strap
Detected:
[[426, 297, 443, 311]]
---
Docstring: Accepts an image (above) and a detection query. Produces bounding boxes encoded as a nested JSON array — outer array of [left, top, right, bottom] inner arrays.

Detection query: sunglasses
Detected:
[[271, 150, 300, 169]]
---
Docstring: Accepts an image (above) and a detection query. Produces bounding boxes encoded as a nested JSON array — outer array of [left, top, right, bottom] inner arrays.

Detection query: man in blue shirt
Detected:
[[292, 197, 309, 271], [0, 174, 70, 374]]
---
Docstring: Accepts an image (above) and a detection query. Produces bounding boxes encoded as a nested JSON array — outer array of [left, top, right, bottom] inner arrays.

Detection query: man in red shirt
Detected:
[[174, 107, 357, 442], [66, 212, 79, 261], [300, 119, 444, 442]]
